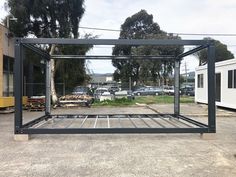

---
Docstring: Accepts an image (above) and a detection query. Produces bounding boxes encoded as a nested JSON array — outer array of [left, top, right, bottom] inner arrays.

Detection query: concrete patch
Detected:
[[14, 134, 30, 141], [200, 133, 216, 140]]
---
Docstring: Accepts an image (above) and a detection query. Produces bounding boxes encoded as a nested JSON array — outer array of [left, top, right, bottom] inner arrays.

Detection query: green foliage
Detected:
[[55, 34, 95, 92], [195, 37, 234, 65], [7, 0, 85, 38], [6, 0, 92, 92], [93, 98, 134, 106], [112, 10, 184, 86]]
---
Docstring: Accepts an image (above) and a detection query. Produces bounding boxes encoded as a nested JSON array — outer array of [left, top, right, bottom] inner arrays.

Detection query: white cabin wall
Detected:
[[195, 59, 236, 109], [216, 63, 236, 109], [195, 68, 208, 104]]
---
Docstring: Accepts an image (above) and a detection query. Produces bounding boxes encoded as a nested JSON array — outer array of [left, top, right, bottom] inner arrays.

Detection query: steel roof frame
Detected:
[[51, 55, 175, 60], [14, 38, 216, 135]]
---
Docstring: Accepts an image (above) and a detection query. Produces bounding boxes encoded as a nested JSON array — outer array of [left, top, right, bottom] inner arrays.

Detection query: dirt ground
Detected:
[[0, 103, 236, 177]]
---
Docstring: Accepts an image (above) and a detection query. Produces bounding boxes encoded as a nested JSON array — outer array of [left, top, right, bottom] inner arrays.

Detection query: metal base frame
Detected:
[[16, 114, 210, 134], [14, 38, 216, 135]]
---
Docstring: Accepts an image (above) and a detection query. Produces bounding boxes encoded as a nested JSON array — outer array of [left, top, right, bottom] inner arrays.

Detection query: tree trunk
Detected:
[[49, 44, 58, 104]]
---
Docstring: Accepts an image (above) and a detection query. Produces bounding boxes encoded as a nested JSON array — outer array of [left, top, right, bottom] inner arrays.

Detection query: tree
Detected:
[[112, 10, 183, 87], [6, 0, 93, 104], [112, 10, 161, 87], [195, 37, 234, 65], [130, 32, 184, 85]]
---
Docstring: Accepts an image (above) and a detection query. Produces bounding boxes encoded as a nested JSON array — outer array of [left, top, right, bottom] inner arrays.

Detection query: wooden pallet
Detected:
[[27, 98, 45, 111], [28, 108, 45, 112]]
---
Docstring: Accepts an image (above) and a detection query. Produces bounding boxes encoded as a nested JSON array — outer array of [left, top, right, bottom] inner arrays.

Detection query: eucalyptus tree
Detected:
[[112, 10, 183, 86], [195, 37, 234, 65], [7, 0, 92, 103]]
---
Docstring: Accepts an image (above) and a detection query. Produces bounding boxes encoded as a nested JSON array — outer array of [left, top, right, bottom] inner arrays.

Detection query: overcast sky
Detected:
[[1, 0, 236, 74]]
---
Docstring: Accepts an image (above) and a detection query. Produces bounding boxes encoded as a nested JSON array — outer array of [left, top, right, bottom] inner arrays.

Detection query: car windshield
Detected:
[[95, 88, 108, 94], [154, 88, 162, 91], [73, 87, 87, 92]]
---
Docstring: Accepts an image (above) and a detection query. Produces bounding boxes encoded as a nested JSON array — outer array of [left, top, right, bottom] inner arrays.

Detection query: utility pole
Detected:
[[184, 61, 189, 87]]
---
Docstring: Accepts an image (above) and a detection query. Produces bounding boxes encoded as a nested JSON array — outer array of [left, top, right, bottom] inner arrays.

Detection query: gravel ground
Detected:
[[0, 104, 236, 177]]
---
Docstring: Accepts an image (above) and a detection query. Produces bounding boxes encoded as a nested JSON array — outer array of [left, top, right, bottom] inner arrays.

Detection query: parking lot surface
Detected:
[[0, 104, 236, 177]]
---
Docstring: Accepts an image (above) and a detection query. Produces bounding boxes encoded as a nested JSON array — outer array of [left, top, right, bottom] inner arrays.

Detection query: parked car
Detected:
[[94, 87, 109, 100], [181, 87, 195, 96], [163, 86, 174, 95], [72, 86, 92, 96], [133, 87, 163, 96], [99, 91, 114, 101], [163, 86, 182, 95], [108, 85, 120, 94], [114, 90, 135, 100]]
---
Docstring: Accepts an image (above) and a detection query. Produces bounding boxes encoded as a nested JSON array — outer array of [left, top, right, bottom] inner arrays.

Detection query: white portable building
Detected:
[[195, 59, 236, 109]]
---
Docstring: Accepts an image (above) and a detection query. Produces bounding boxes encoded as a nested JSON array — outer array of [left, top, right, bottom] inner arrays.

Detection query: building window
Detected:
[[228, 69, 236, 89], [3, 55, 14, 96], [197, 74, 204, 88], [234, 70, 236, 88]]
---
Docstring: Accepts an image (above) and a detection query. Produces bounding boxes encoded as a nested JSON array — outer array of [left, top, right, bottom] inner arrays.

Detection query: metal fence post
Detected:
[[14, 38, 23, 134], [207, 44, 216, 133], [45, 59, 51, 115], [174, 59, 180, 116]]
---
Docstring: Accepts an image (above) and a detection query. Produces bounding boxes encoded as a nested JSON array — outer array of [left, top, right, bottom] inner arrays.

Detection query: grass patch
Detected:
[[92, 95, 194, 107], [92, 97, 134, 106]]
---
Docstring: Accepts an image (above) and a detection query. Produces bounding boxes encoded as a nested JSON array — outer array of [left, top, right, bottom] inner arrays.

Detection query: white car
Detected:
[[163, 86, 181, 95], [163, 86, 174, 95], [94, 88, 109, 100]]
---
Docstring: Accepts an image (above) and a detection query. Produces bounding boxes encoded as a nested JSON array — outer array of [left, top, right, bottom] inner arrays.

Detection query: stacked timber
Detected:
[[26, 97, 45, 111], [59, 95, 94, 107], [59, 95, 93, 101]]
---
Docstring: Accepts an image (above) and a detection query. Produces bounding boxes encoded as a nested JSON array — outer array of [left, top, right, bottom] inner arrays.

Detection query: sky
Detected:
[[1, 0, 236, 74]]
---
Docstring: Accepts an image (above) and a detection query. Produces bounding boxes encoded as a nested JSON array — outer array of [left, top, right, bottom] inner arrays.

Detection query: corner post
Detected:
[[174, 58, 180, 116], [14, 38, 23, 134], [45, 58, 51, 115], [207, 44, 216, 133]]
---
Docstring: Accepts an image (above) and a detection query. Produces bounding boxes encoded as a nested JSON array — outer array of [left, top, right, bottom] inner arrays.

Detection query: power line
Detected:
[[79, 26, 120, 32], [79, 26, 236, 37], [172, 33, 236, 36]]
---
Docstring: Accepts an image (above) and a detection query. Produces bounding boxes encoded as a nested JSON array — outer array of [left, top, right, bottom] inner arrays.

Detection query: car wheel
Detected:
[[137, 92, 141, 96], [155, 92, 159, 96]]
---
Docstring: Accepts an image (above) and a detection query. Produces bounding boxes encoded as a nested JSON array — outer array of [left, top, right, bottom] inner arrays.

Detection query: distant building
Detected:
[[0, 24, 16, 108], [195, 59, 236, 109], [89, 73, 116, 88], [0, 24, 14, 97], [181, 71, 195, 87]]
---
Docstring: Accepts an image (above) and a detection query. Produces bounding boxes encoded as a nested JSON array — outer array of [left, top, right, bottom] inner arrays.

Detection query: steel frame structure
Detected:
[[14, 38, 216, 134]]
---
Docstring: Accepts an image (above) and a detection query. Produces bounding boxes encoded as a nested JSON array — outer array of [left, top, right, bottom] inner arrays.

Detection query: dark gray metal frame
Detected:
[[14, 38, 216, 134]]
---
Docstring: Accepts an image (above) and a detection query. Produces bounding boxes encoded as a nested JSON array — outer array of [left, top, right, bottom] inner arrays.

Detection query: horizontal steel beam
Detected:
[[23, 115, 49, 128], [178, 115, 208, 128], [19, 38, 212, 46], [20, 127, 209, 134], [177, 45, 208, 59], [49, 113, 181, 118], [51, 55, 175, 60]]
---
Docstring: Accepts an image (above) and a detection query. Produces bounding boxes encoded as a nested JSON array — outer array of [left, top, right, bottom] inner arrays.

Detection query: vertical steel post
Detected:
[[45, 59, 51, 115], [174, 59, 180, 116], [14, 39, 23, 134], [207, 44, 216, 133]]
